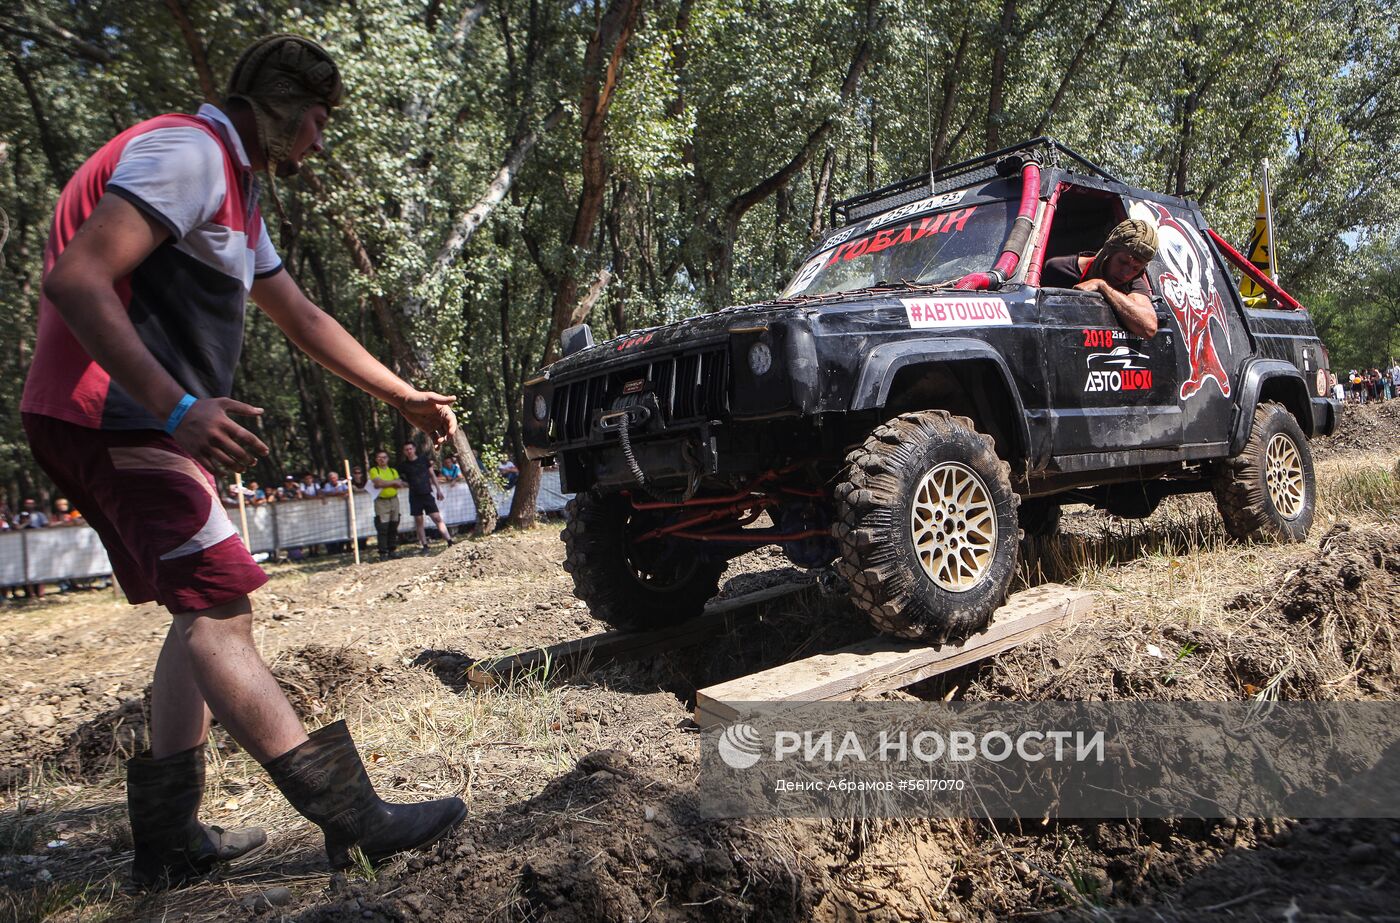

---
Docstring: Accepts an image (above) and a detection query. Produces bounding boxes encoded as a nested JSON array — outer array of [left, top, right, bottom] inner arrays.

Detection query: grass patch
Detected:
[[0, 800, 51, 855], [1318, 461, 1400, 518], [1015, 502, 1227, 590], [0, 878, 123, 923]]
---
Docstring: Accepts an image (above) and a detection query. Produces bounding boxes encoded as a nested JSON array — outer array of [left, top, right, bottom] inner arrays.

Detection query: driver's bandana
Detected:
[[22, 413, 267, 613]]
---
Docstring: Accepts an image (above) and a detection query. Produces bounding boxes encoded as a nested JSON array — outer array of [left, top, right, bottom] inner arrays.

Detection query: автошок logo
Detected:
[[716, 723, 764, 769]]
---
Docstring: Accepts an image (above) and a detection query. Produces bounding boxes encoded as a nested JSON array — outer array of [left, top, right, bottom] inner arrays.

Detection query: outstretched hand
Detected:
[[174, 398, 270, 474], [399, 390, 458, 447]]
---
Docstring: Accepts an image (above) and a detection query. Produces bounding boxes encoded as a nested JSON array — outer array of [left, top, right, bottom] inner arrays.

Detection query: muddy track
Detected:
[[3, 417, 1399, 920]]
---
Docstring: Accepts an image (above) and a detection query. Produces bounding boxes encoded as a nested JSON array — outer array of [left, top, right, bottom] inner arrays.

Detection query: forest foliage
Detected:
[[2, 0, 1398, 516]]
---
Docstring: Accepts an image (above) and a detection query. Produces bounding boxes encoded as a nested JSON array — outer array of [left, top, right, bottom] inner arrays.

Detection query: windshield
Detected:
[[782, 198, 1015, 298]]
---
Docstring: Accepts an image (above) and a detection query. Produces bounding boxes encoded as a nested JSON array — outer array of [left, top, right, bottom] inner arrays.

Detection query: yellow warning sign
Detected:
[[1240, 187, 1273, 306]]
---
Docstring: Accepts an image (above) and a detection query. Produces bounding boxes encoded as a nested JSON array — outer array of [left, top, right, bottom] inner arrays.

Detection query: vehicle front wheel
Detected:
[[1213, 401, 1316, 542], [833, 411, 1020, 643], [561, 491, 728, 631]]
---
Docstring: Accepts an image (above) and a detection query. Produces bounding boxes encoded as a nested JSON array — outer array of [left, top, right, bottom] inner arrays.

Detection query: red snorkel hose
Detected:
[[954, 153, 1041, 291]]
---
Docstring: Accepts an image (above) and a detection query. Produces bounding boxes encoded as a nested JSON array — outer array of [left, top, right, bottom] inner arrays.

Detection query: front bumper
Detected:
[[522, 319, 821, 460], [1311, 396, 1342, 438]]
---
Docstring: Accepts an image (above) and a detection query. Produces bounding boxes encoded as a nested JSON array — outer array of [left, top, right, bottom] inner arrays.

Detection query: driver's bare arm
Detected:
[[1074, 279, 1158, 338]]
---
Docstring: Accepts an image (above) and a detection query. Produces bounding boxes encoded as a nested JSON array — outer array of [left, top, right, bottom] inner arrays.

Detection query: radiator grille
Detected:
[[550, 347, 730, 442]]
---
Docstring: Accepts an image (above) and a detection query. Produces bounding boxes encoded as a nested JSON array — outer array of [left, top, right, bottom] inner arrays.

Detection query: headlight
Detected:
[[748, 342, 773, 376], [533, 394, 549, 420]]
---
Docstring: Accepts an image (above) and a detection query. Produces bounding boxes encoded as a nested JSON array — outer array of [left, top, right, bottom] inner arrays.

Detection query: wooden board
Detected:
[[694, 583, 1095, 727], [467, 580, 813, 687]]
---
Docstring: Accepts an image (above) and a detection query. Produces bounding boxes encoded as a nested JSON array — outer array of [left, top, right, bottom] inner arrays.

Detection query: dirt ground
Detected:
[[1312, 397, 1400, 460], [1, 400, 1398, 922]]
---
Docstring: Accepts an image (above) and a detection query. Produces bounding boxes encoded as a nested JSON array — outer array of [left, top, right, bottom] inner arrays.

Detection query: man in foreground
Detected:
[[1041, 219, 1160, 338], [21, 34, 465, 888]]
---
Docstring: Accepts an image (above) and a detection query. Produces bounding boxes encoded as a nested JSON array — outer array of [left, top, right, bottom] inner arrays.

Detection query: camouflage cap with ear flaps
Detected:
[[1097, 218, 1159, 263], [225, 34, 343, 173]]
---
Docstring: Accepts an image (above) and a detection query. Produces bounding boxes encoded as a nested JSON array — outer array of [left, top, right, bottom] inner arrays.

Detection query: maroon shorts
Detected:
[[23, 413, 268, 613]]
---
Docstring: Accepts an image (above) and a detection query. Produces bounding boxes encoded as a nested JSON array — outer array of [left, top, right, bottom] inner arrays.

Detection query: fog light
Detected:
[[533, 394, 549, 420], [748, 342, 773, 376]]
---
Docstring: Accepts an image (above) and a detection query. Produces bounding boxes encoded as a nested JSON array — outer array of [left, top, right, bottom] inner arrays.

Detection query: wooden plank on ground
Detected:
[[694, 583, 1095, 727], [467, 580, 812, 687]]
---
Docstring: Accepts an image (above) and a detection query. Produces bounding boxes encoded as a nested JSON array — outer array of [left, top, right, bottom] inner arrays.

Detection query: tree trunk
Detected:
[[606, 180, 629, 335], [450, 427, 498, 535], [452, 0, 489, 47], [299, 167, 416, 373], [163, 0, 217, 102], [1033, 0, 1116, 136], [808, 145, 836, 239], [542, 0, 644, 365], [502, 273, 540, 529], [715, 2, 876, 301], [931, 27, 969, 169], [288, 350, 327, 471], [427, 103, 566, 283], [985, 0, 1018, 152], [9, 54, 70, 183], [866, 94, 879, 188], [308, 361, 346, 467]]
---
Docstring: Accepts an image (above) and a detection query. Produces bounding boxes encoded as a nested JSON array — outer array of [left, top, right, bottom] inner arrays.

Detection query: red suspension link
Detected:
[[627, 465, 832, 544], [625, 465, 805, 510], [633, 497, 777, 542]]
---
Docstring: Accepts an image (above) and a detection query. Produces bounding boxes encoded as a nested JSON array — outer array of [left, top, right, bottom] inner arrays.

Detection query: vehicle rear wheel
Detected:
[[1213, 401, 1315, 542], [833, 411, 1019, 643], [561, 491, 728, 631]]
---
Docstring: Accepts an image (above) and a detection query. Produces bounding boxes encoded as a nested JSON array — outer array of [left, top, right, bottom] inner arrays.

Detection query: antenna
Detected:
[[924, 35, 935, 196]]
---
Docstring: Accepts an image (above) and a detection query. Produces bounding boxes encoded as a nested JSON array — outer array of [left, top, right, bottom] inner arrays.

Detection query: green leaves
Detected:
[[2, 0, 1397, 492]]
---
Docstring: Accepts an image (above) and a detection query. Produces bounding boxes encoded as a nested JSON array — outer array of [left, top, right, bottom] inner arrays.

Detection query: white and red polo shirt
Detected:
[[21, 104, 282, 430]]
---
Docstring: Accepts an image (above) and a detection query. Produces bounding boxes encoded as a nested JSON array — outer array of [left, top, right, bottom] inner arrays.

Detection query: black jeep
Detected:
[[522, 138, 1339, 643]]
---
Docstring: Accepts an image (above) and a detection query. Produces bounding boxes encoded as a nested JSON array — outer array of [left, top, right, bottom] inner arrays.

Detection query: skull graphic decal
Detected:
[[1147, 203, 1232, 400]]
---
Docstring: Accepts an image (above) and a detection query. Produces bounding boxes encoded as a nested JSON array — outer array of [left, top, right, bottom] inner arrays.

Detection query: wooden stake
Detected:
[[234, 471, 250, 550], [344, 458, 360, 565]]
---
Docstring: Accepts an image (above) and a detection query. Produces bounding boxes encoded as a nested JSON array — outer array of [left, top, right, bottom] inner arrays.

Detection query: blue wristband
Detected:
[[164, 393, 198, 434]]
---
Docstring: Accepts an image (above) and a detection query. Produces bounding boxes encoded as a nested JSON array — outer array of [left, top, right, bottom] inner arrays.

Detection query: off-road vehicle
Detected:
[[523, 138, 1340, 642]]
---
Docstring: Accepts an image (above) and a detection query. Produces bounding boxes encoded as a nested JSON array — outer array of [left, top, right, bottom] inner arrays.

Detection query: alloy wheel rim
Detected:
[[910, 462, 997, 592], [1264, 433, 1306, 520]]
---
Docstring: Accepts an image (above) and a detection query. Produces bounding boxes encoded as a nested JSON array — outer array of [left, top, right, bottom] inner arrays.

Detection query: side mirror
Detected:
[[561, 323, 595, 357]]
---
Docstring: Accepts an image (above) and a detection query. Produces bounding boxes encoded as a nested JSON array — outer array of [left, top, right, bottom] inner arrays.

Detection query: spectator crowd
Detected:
[[5, 444, 536, 601], [220, 450, 472, 508], [219, 446, 484, 561], [1334, 363, 1400, 404], [1, 495, 106, 601]]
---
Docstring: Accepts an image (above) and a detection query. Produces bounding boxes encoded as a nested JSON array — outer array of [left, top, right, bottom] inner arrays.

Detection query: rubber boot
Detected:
[[376, 521, 390, 560], [263, 720, 466, 869], [126, 744, 267, 890], [386, 521, 400, 558]]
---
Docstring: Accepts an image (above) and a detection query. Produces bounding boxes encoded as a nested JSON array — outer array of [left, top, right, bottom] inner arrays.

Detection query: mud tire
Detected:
[[561, 491, 727, 631], [833, 411, 1019, 643], [1213, 401, 1316, 543]]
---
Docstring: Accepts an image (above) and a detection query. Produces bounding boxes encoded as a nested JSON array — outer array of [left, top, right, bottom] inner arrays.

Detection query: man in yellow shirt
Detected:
[[368, 449, 407, 559]]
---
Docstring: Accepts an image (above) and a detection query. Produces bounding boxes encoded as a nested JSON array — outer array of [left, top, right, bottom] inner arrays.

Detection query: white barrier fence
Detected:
[[0, 471, 571, 586]]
